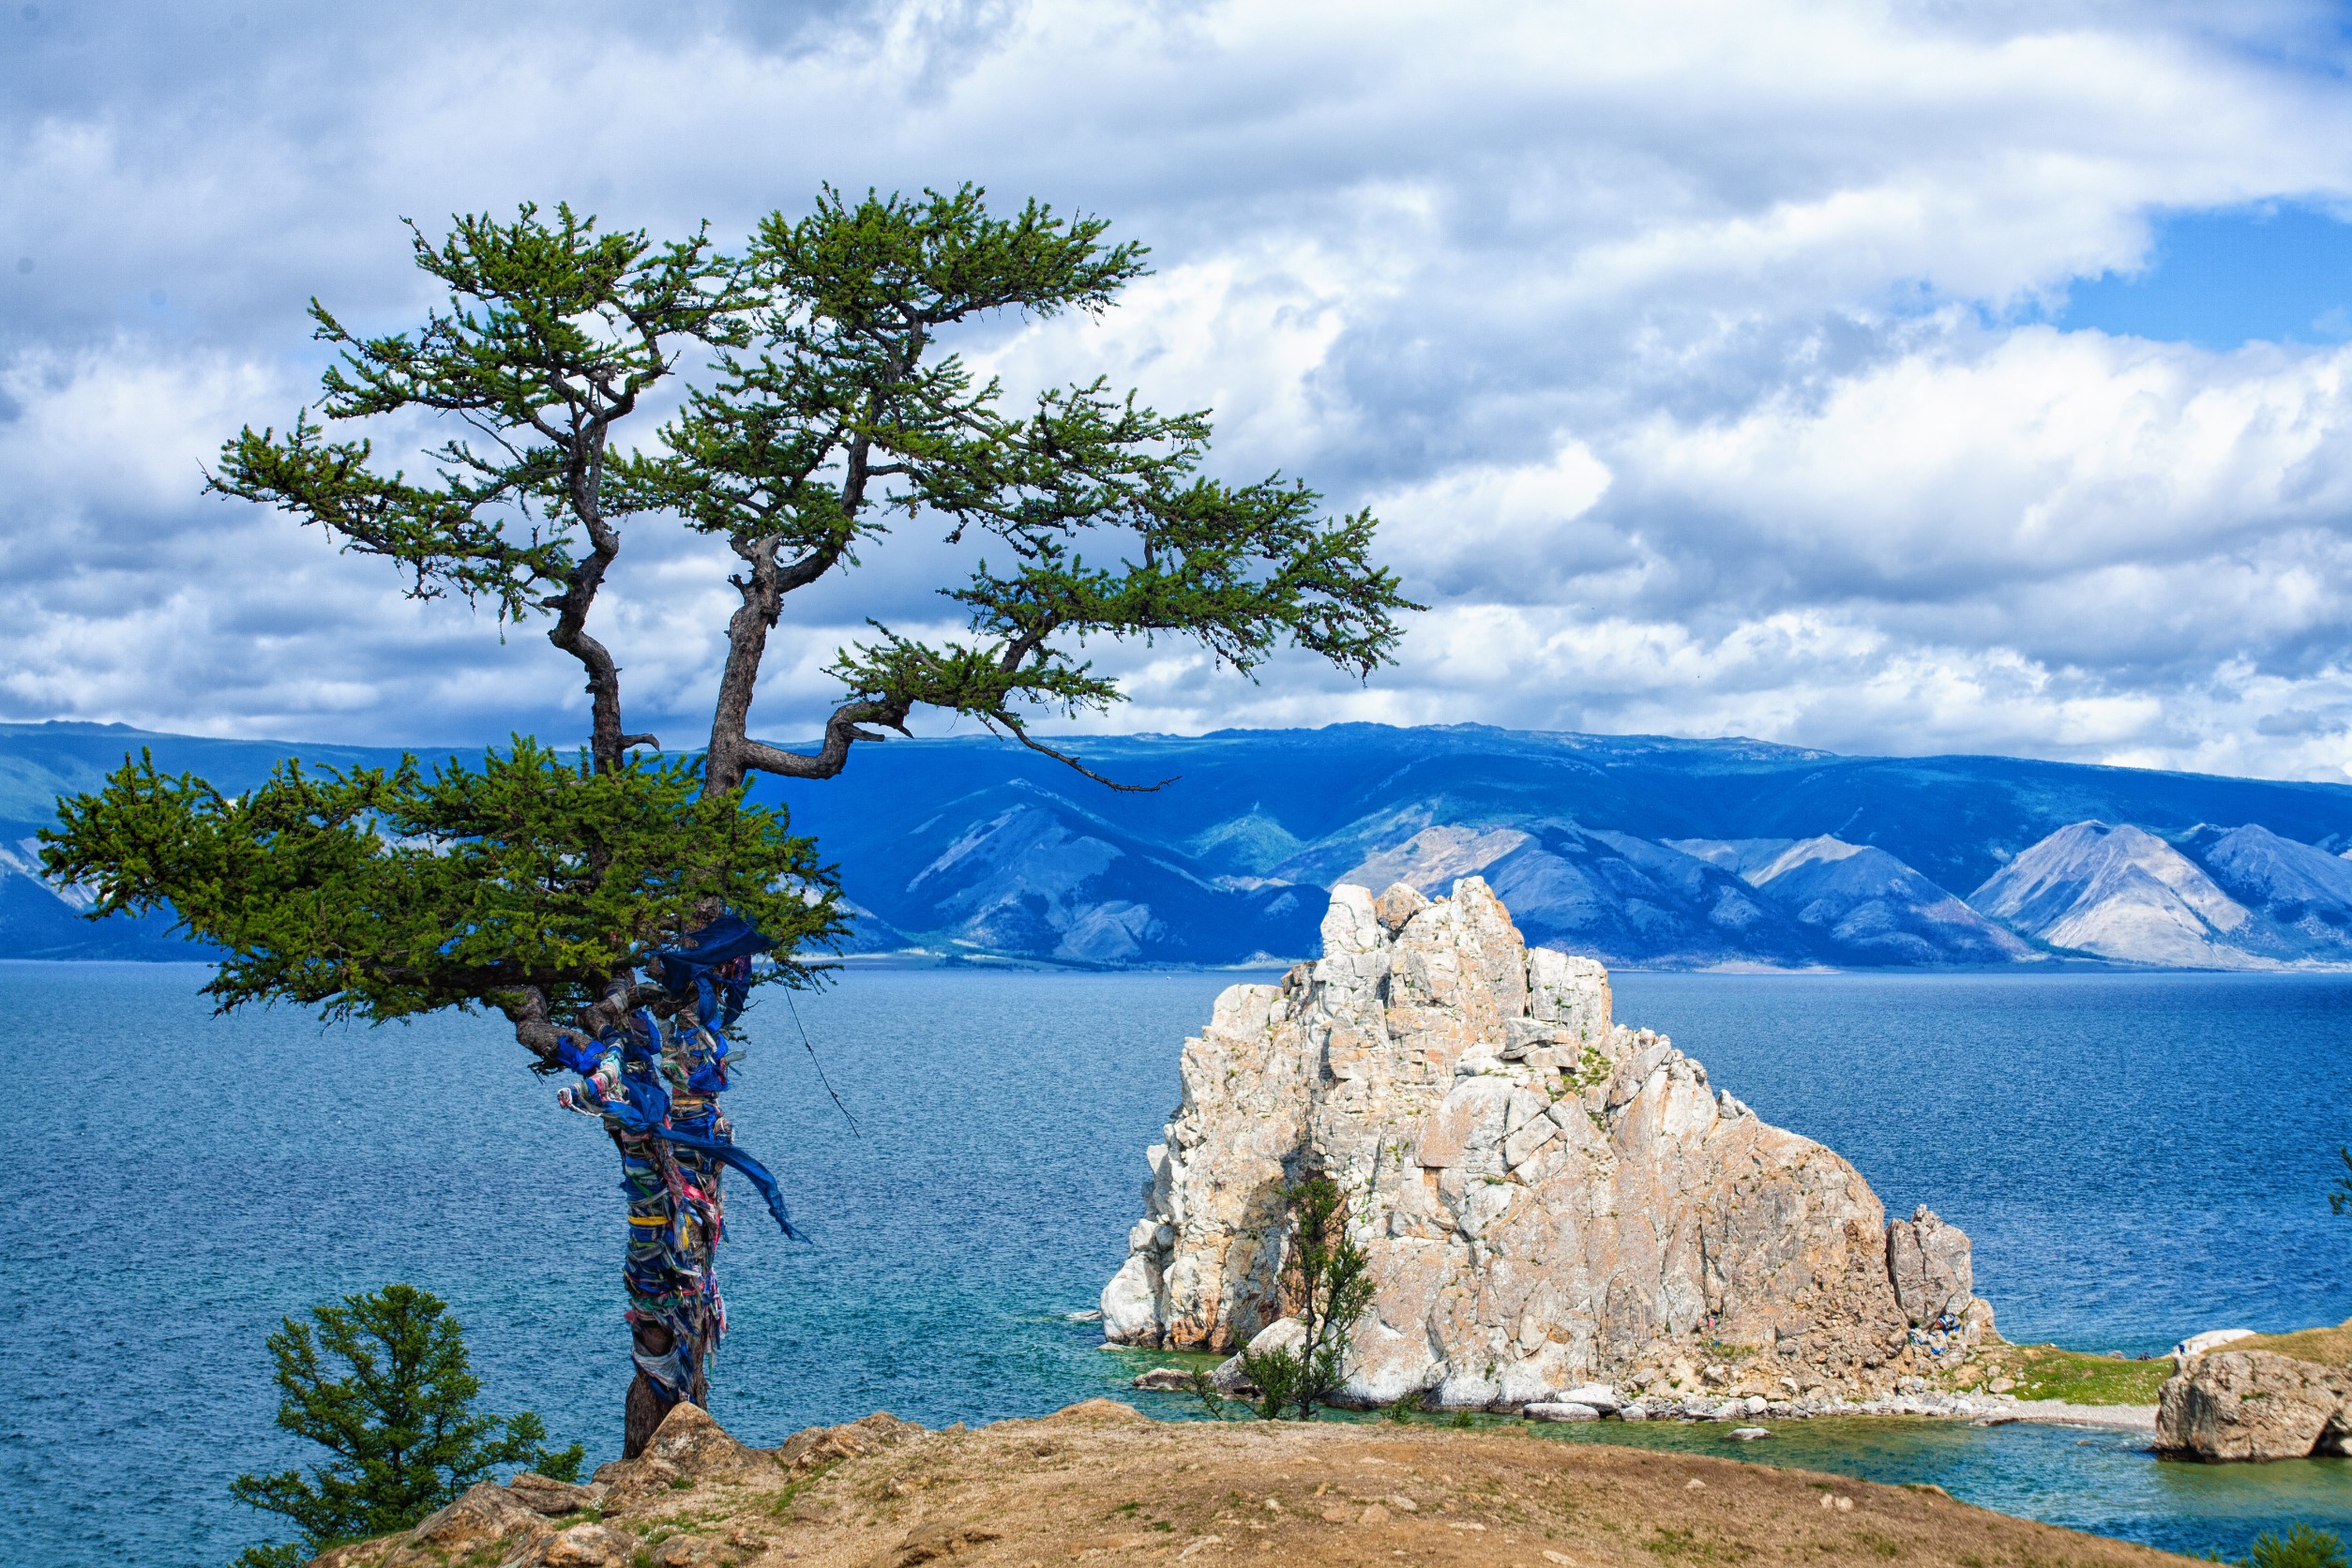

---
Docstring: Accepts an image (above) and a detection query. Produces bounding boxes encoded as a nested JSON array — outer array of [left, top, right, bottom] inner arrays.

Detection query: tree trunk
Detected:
[[624, 1369, 672, 1460]]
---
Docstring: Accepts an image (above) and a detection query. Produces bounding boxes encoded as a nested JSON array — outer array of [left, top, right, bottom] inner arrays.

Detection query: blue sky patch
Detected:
[[2058, 204, 2352, 348]]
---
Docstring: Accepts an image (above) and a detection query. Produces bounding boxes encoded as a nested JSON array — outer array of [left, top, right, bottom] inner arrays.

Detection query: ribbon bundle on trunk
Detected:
[[552, 913, 805, 1455]]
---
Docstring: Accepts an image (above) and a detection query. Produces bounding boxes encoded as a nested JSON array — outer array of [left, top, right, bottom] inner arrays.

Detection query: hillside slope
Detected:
[[305, 1399, 2192, 1568]]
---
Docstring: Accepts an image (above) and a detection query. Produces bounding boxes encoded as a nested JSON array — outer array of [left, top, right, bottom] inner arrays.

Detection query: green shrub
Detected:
[[2248, 1525, 2350, 1568], [229, 1284, 582, 1566], [1239, 1177, 1378, 1422]]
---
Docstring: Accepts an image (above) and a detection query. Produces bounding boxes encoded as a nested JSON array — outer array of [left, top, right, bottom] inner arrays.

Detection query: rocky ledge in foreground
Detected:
[[1103, 878, 1997, 1409], [2158, 1320, 2352, 1461], [307, 1397, 2191, 1568]]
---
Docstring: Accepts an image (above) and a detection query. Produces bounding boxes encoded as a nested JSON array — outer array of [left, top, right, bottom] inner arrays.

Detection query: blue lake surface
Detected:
[[5, 961, 2351, 1565]]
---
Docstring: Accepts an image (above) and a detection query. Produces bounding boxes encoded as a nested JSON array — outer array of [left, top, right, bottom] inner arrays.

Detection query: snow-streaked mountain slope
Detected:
[[1968, 822, 2277, 968], [1672, 835, 2035, 966], [1313, 821, 1815, 968], [2178, 822, 2352, 959], [0, 824, 199, 959]]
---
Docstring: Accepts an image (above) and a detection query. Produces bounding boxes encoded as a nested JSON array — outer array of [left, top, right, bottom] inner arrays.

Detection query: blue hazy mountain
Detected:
[[7, 719, 2352, 969], [1970, 819, 2352, 969], [1669, 836, 2034, 967]]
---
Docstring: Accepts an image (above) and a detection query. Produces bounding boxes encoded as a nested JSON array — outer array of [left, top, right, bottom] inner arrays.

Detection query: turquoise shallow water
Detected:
[[4, 962, 2351, 1563]]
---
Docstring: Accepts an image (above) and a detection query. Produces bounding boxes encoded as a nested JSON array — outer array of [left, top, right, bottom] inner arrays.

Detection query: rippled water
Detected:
[[5, 962, 2350, 1565]]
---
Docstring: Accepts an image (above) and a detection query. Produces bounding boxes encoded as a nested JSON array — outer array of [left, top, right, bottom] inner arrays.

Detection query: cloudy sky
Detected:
[[8, 1, 2352, 780]]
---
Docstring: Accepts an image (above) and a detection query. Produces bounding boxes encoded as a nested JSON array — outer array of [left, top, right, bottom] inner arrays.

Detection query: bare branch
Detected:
[[729, 697, 913, 784], [989, 712, 1175, 792]]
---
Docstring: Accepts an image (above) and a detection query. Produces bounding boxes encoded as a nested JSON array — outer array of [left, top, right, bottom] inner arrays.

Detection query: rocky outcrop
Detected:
[[2157, 1349, 2352, 1461], [1101, 879, 1994, 1409], [309, 1403, 923, 1567], [1887, 1206, 1974, 1325]]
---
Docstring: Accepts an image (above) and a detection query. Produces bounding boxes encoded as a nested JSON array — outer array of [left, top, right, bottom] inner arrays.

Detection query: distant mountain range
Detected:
[[6, 719, 2352, 971]]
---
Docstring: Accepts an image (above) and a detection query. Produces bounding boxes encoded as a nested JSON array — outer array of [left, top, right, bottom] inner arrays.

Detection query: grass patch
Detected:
[[1643, 1525, 1748, 1561], [2237, 1318, 2352, 1367], [1959, 1344, 2168, 1406], [766, 1460, 840, 1519]]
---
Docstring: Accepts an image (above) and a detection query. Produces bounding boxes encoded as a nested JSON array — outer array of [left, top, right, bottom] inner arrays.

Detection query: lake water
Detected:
[[5, 962, 2351, 1565]]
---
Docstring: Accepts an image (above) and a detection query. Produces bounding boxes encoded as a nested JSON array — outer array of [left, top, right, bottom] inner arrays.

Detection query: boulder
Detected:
[[2157, 1349, 2352, 1461], [640, 1400, 776, 1482], [405, 1481, 552, 1557], [1374, 882, 1430, 936], [1886, 1206, 1974, 1327], [1243, 1316, 1306, 1360], [1209, 1353, 1256, 1395], [519, 1523, 635, 1568], [880, 1523, 1004, 1567], [1523, 1402, 1600, 1422], [1102, 881, 1985, 1407], [1560, 1382, 1623, 1413], [310, 1480, 555, 1567], [1130, 1366, 1196, 1391], [1101, 1250, 1165, 1345], [507, 1471, 598, 1516], [772, 1411, 925, 1472]]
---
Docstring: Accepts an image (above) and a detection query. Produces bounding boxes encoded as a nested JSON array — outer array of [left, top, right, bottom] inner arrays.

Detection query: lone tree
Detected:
[[43, 187, 1415, 1450], [1241, 1176, 1378, 1421]]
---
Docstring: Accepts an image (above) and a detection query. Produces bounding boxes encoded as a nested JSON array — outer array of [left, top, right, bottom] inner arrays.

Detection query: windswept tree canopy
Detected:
[[49, 742, 837, 1059], [43, 188, 1417, 1059]]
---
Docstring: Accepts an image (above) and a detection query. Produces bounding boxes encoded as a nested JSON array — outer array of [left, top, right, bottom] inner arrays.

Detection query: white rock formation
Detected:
[[2171, 1328, 2257, 1360], [1102, 878, 1992, 1408]]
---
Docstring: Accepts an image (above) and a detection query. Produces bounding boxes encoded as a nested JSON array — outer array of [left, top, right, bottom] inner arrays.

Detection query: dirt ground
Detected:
[[579, 1398, 2194, 1568]]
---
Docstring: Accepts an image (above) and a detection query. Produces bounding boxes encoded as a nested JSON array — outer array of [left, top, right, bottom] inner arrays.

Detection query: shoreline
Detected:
[[1728, 1391, 2160, 1434], [1974, 1399, 2159, 1434]]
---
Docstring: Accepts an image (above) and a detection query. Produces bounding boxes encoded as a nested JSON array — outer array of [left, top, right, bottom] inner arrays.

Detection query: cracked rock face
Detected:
[[1102, 879, 1985, 1408], [1887, 1205, 1974, 1326], [2158, 1349, 2352, 1461]]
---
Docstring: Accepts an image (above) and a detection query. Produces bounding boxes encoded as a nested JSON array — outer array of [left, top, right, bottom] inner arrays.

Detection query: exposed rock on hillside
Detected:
[[310, 1403, 926, 1568], [1970, 822, 2270, 968], [1100, 879, 1994, 1408], [1670, 836, 2034, 967], [1887, 1205, 1975, 1325]]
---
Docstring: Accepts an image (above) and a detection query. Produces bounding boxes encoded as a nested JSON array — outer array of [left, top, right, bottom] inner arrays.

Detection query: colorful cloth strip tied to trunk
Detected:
[[553, 913, 805, 1410]]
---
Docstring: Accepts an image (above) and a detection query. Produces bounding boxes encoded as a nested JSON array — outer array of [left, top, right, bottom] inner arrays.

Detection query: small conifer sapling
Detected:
[[1240, 1176, 1378, 1421], [228, 1284, 581, 1567]]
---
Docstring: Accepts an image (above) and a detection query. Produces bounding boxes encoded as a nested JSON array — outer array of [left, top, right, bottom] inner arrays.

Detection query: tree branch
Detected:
[[730, 697, 913, 783], [989, 712, 1176, 792]]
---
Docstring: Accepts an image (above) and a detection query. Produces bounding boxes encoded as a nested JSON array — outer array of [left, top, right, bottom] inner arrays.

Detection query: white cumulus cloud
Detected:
[[5, 0, 2352, 779]]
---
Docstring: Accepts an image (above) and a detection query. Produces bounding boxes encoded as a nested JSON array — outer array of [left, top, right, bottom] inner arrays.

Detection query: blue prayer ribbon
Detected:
[[650, 1124, 807, 1244]]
